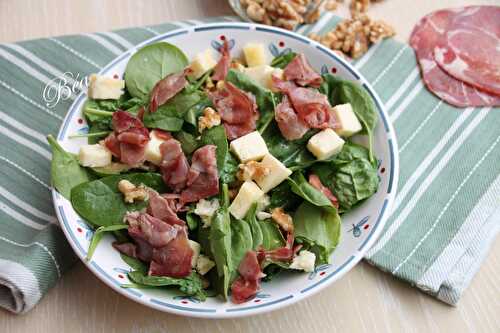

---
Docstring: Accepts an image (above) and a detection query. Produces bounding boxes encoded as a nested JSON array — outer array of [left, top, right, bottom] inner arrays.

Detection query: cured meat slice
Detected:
[[212, 39, 231, 81], [147, 190, 186, 226], [159, 139, 190, 192], [209, 82, 259, 140], [433, 6, 500, 96], [149, 229, 193, 278], [126, 212, 179, 248], [284, 53, 323, 88], [410, 9, 500, 107], [272, 75, 338, 129], [149, 70, 188, 113], [275, 95, 309, 140], [309, 174, 339, 209], [107, 111, 150, 165], [180, 145, 220, 203], [230, 251, 265, 304]]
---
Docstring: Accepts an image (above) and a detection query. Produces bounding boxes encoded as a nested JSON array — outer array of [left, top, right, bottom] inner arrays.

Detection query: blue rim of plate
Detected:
[[52, 22, 399, 319]]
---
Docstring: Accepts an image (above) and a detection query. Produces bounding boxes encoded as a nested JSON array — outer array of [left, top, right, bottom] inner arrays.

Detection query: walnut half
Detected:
[[118, 180, 148, 203]]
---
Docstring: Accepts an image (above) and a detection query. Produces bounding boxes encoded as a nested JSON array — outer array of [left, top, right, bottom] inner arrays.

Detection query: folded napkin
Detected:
[[0, 14, 498, 314]]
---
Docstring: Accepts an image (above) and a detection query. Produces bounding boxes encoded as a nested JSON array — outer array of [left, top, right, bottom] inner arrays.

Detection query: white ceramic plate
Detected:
[[52, 22, 399, 318]]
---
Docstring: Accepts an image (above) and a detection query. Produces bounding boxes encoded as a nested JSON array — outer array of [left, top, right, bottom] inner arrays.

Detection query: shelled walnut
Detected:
[[308, 13, 394, 59], [240, 0, 323, 30]]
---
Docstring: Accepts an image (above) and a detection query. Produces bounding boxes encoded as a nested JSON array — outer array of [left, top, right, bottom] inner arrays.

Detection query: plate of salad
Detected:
[[49, 22, 398, 318]]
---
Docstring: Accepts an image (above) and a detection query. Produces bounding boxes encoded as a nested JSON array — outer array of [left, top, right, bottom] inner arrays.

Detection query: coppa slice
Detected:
[[433, 6, 500, 96], [409, 9, 500, 107]]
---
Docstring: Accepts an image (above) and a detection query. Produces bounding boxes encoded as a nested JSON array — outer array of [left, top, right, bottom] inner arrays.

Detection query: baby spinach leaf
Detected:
[[127, 270, 207, 301], [86, 224, 128, 261], [262, 122, 318, 169], [186, 211, 200, 231], [209, 184, 233, 299], [320, 74, 377, 162], [90, 163, 131, 177], [124, 42, 189, 100], [200, 125, 238, 184], [71, 173, 166, 227], [173, 131, 200, 155], [312, 142, 379, 212], [260, 220, 286, 251], [271, 51, 297, 69], [244, 205, 264, 250], [294, 202, 341, 265], [225, 69, 277, 133], [269, 181, 302, 210], [230, 218, 253, 275], [143, 90, 202, 131], [287, 172, 336, 213], [47, 135, 91, 200], [183, 95, 213, 131], [120, 253, 148, 274]]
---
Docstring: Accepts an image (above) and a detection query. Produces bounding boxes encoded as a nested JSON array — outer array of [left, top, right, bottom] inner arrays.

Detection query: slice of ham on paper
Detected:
[[159, 139, 190, 192], [433, 6, 500, 96], [284, 53, 323, 88], [180, 145, 220, 203], [149, 228, 193, 278], [209, 82, 259, 140], [212, 39, 231, 81], [231, 251, 266, 304], [149, 69, 188, 113], [309, 174, 339, 209], [275, 95, 309, 140], [410, 9, 500, 107], [105, 111, 150, 166]]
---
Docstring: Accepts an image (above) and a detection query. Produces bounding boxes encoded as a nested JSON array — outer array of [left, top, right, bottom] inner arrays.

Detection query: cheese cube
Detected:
[[307, 129, 345, 160], [243, 65, 283, 91], [230, 131, 268, 163], [144, 130, 168, 165], [196, 255, 215, 275], [332, 103, 363, 137], [189, 49, 217, 79], [78, 144, 112, 167], [188, 240, 201, 268], [87, 74, 124, 100], [289, 250, 316, 272], [229, 181, 264, 219], [254, 154, 292, 193], [243, 43, 268, 67]]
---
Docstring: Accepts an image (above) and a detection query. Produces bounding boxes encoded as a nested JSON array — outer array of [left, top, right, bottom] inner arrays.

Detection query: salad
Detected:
[[48, 39, 379, 304]]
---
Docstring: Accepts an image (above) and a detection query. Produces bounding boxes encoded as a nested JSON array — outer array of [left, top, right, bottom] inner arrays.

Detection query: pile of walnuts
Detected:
[[309, 12, 395, 59], [240, 0, 325, 30]]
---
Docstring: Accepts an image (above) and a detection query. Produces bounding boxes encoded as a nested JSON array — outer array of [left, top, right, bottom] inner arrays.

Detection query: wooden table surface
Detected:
[[1, 1, 499, 332]]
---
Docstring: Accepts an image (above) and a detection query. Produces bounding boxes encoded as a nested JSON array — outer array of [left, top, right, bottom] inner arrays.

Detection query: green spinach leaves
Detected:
[[320, 74, 378, 162], [47, 135, 92, 200], [71, 173, 165, 227], [312, 142, 379, 212], [124, 42, 189, 100]]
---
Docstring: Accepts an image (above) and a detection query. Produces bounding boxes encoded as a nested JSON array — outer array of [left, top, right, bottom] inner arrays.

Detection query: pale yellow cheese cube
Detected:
[[229, 131, 268, 163], [189, 49, 217, 79], [332, 103, 363, 137], [188, 240, 201, 268], [87, 74, 124, 100], [243, 43, 268, 67], [307, 128, 345, 160], [229, 181, 264, 219], [144, 130, 167, 166], [78, 144, 112, 167], [243, 65, 283, 91], [254, 154, 292, 193]]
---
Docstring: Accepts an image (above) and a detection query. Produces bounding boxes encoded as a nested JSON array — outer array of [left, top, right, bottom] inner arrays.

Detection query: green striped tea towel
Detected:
[[0, 14, 498, 314]]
